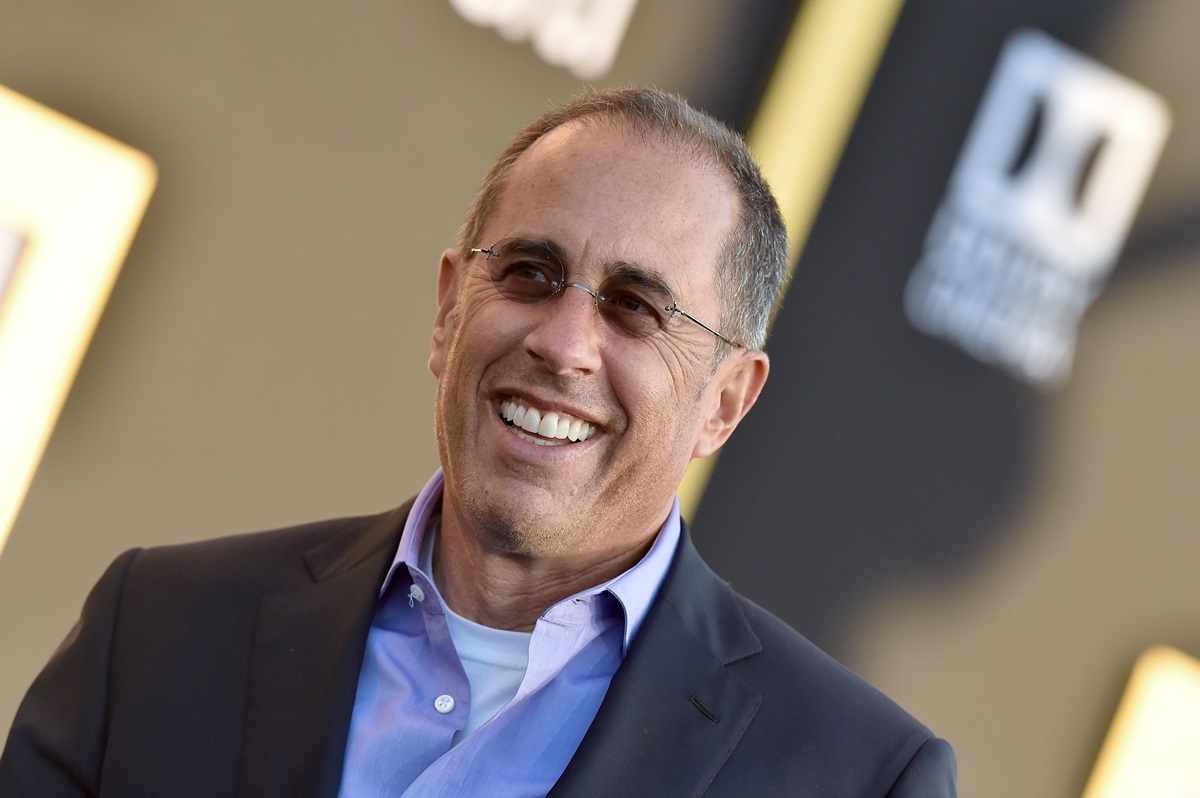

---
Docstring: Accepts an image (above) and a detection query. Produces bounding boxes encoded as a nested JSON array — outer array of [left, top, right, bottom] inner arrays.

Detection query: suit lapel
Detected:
[[550, 530, 763, 798], [237, 503, 412, 798]]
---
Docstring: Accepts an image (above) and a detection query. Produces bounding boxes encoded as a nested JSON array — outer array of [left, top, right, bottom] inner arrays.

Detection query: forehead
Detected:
[[485, 121, 740, 295]]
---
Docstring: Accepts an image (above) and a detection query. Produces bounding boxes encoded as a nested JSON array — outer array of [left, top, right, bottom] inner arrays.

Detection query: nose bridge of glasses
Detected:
[[529, 278, 608, 362], [564, 281, 600, 303], [557, 282, 606, 330]]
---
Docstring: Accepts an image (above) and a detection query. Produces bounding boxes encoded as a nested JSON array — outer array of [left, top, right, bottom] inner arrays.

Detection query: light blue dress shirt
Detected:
[[338, 470, 681, 797]]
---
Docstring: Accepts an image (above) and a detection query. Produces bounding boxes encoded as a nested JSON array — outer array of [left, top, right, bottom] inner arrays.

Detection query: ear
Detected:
[[691, 349, 770, 459], [429, 249, 462, 378]]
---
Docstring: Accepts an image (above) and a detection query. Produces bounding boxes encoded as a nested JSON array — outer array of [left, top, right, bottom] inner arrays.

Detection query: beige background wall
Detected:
[[0, 0, 724, 732], [3, 2, 1199, 797]]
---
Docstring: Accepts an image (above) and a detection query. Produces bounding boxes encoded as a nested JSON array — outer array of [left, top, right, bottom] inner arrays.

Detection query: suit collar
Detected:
[[550, 525, 763, 797], [302, 501, 414, 583], [238, 502, 412, 798], [235, 506, 760, 797], [660, 527, 762, 666]]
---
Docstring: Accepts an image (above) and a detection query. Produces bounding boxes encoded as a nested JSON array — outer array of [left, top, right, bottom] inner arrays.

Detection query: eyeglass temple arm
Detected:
[[667, 305, 740, 348]]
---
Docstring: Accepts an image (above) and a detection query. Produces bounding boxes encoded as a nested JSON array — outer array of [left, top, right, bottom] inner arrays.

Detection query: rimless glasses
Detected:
[[470, 238, 741, 348]]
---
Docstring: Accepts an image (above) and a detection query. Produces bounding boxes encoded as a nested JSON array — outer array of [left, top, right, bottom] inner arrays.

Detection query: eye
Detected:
[[597, 283, 670, 337], [601, 288, 656, 316], [503, 258, 557, 286], [486, 244, 563, 303]]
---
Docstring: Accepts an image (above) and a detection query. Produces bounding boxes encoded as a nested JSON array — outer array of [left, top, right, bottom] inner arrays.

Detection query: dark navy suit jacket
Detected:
[[0, 502, 957, 796]]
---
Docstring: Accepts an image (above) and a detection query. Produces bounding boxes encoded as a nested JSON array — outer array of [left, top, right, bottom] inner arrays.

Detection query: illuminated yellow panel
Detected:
[[0, 84, 156, 558], [678, 0, 907, 519], [1082, 646, 1200, 798]]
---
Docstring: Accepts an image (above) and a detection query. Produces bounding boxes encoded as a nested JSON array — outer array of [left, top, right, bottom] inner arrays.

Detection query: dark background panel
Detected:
[[696, 0, 1120, 666], [695, 0, 1200, 794]]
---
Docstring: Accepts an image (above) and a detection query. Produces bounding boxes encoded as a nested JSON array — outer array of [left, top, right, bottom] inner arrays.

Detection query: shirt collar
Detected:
[[595, 498, 680, 653], [379, 469, 682, 654], [377, 469, 447, 598]]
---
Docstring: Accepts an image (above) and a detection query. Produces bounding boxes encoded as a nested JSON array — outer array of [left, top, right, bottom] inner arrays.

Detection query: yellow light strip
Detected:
[[1082, 646, 1200, 798], [0, 85, 157, 558], [679, 0, 908, 519]]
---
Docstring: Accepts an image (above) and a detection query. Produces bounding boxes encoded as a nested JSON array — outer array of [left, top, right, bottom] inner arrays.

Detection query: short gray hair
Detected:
[[457, 87, 789, 350]]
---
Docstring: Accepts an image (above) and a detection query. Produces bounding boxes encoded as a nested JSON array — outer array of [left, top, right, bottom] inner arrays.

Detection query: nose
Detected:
[[522, 283, 604, 375]]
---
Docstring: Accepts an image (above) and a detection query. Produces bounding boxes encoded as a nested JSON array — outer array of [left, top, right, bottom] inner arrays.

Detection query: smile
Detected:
[[499, 398, 597, 447]]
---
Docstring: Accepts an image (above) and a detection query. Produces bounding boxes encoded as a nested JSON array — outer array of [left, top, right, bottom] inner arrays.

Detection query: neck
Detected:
[[431, 506, 658, 632]]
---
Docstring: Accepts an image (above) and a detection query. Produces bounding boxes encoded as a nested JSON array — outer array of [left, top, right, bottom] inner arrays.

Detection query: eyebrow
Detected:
[[501, 237, 567, 263], [606, 262, 676, 301]]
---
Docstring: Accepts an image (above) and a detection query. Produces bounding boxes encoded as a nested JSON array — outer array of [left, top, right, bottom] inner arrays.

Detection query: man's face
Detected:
[[430, 121, 766, 561]]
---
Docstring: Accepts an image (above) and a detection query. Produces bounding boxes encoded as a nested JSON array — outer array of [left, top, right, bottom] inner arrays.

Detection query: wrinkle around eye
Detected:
[[637, 319, 717, 377]]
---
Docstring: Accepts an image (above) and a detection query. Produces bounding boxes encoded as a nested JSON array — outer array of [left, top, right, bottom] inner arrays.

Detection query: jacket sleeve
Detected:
[[0, 549, 140, 798], [886, 736, 958, 798]]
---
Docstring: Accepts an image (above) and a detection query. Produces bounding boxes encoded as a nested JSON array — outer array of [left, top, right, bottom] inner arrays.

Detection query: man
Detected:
[[0, 88, 957, 796]]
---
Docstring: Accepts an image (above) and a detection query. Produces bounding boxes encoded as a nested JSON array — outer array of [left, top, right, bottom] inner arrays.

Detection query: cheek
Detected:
[[444, 293, 518, 367], [649, 340, 715, 408], [609, 356, 698, 442]]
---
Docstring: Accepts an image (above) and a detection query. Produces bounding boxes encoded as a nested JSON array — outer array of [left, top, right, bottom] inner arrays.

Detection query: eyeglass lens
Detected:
[[481, 239, 675, 339]]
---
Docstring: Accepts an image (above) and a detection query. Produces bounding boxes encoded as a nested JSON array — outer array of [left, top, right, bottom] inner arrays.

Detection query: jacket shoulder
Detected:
[[720, 590, 956, 795], [123, 504, 409, 600], [733, 591, 928, 729]]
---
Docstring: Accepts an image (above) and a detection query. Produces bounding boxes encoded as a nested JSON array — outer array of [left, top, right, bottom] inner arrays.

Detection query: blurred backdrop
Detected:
[[2, 1, 1198, 796]]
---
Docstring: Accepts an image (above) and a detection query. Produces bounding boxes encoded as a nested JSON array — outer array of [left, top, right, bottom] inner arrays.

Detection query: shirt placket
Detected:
[[405, 566, 472, 747]]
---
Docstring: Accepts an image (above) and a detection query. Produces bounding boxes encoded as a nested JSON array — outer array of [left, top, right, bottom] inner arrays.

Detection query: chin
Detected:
[[461, 494, 581, 558]]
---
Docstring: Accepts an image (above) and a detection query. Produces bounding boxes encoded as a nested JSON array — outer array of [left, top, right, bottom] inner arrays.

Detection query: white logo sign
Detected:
[[448, 0, 641, 80], [904, 29, 1170, 388]]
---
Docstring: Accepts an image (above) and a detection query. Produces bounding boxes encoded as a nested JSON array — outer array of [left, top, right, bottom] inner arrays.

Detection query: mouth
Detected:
[[498, 397, 598, 447]]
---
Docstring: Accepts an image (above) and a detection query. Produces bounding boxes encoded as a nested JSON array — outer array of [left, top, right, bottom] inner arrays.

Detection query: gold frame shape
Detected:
[[1083, 646, 1200, 798], [0, 84, 157, 558]]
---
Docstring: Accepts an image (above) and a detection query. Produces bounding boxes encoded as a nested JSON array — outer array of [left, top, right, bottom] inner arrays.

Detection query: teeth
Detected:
[[499, 398, 596, 443], [512, 427, 568, 447]]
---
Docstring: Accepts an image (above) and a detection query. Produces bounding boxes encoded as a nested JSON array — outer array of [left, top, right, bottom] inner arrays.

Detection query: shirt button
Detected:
[[409, 584, 425, 603], [434, 694, 455, 714]]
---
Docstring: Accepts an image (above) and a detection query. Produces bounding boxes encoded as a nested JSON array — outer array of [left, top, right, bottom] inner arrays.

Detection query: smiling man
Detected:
[[1, 89, 957, 797]]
